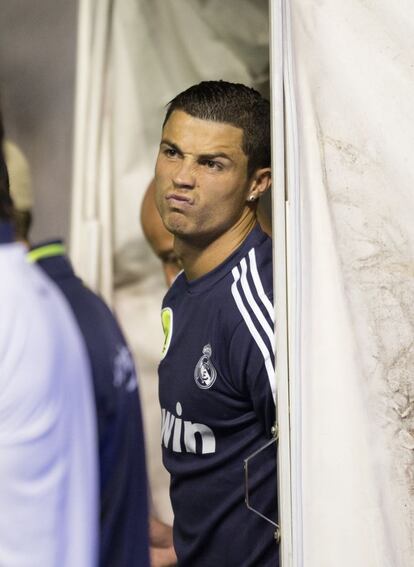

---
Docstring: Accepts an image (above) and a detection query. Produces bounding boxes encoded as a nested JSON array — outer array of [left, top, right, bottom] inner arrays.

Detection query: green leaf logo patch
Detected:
[[161, 307, 173, 359]]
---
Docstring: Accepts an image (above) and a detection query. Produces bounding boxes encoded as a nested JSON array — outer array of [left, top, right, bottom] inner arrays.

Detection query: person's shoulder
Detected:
[[247, 230, 273, 292], [227, 226, 273, 288], [218, 228, 273, 330], [0, 243, 26, 290], [59, 275, 127, 350], [67, 277, 112, 315], [51, 263, 114, 318], [0, 245, 59, 307]]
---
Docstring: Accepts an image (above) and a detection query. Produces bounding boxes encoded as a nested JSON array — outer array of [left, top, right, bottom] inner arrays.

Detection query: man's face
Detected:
[[155, 110, 252, 245]]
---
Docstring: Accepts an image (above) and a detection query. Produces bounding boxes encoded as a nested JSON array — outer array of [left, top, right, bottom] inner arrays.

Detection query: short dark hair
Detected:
[[0, 111, 13, 221], [163, 81, 271, 177]]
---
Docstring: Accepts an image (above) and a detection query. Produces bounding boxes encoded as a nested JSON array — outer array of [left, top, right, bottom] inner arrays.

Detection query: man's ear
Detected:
[[246, 168, 272, 202]]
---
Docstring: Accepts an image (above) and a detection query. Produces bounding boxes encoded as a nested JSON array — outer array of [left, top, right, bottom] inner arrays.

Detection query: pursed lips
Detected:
[[166, 193, 193, 207]]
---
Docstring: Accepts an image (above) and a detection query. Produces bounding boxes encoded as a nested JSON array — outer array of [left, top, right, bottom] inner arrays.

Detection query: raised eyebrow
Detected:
[[198, 152, 233, 162]]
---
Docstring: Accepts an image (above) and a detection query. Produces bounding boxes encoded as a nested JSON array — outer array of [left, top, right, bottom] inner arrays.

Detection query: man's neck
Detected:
[[176, 212, 257, 281]]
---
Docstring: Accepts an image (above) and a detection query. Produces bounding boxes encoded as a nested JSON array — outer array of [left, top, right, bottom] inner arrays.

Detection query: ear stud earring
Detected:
[[249, 195, 256, 202]]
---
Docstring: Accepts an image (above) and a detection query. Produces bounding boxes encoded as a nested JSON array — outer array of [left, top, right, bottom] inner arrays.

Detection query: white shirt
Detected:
[[0, 243, 98, 566]]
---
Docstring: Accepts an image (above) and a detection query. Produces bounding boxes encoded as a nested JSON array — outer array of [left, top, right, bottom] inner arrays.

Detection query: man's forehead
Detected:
[[162, 110, 245, 157]]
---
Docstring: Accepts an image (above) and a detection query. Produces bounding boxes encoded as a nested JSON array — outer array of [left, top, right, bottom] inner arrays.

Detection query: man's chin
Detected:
[[163, 216, 218, 247], [163, 214, 190, 238]]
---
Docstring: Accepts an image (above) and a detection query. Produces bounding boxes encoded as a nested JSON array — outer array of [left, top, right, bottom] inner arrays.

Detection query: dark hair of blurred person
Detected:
[[0, 114, 13, 223]]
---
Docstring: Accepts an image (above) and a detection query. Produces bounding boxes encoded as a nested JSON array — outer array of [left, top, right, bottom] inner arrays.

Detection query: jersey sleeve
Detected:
[[228, 315, 276, 437]]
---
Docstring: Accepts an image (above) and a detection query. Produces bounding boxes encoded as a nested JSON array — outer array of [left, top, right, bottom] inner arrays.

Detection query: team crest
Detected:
[[194, 344, 217, 389]]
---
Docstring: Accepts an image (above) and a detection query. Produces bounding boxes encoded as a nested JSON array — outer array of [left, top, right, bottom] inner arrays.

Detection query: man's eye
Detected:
[[202, 160, 222, 170], [164, 148, 177, 157]]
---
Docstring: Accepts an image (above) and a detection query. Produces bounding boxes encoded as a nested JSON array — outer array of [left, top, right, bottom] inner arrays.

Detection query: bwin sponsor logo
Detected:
[[161, 402, 216, 455]]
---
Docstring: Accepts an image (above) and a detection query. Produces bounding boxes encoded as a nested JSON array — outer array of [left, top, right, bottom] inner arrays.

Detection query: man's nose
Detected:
[[172, 159, 196, 189]]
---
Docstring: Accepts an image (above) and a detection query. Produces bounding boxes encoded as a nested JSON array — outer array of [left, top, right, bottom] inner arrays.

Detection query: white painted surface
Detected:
[[283, 1, 414, 564]]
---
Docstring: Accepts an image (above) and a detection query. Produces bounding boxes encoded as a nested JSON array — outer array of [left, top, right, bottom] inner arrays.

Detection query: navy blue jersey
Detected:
[[30, 242, 150, 567], [159, 224, 278, 567]]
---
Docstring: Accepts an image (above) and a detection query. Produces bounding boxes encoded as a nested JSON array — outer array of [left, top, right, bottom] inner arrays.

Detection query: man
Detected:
[[141, 179, 182, 287], [155, 81, 277, 566], [0, 122, 98, 565], [28, 240, 151, 567]]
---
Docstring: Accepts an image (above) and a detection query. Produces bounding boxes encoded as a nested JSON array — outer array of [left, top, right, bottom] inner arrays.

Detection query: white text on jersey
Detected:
[[161, 402, 216, 454]]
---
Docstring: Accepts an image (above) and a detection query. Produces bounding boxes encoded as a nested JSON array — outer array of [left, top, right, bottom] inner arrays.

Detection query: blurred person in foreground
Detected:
[[27, 209, 173, 564], [28, 202, 173, 565], [154, 81, 278, 566], [0, 117, 98, 566], [28, 239, 151, 567], [3, 116, 172, 565]]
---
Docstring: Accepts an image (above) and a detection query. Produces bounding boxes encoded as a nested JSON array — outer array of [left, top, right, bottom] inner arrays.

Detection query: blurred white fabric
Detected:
[[0, 243, 98, 566]]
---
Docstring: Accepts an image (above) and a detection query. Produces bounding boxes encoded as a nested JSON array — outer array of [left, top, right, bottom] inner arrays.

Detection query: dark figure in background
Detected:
[[141, 179, 182, 287], [155, 81, 278, 566], [29, 240, 151, 567]]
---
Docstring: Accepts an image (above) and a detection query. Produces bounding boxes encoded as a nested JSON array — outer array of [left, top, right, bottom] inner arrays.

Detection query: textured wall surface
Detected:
[[288, 0, 414, 564]]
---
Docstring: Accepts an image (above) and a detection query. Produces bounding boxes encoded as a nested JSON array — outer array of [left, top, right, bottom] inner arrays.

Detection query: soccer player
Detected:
[[155, 81, 277, 566], [0, 119, 98, 566], [28, 240, 150, 567]]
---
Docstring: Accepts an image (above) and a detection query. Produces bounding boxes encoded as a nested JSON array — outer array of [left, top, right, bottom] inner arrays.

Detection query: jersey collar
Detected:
[[27, 240, 66, 263], [27, 239, 76, 281], [185, 224, 267, 295]]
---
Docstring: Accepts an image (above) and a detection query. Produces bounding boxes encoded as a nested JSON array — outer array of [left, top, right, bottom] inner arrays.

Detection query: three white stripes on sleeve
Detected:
[[231, 248, 276, 403]]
